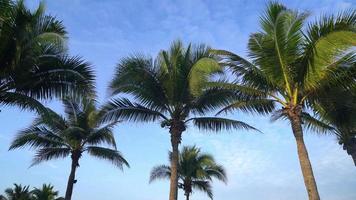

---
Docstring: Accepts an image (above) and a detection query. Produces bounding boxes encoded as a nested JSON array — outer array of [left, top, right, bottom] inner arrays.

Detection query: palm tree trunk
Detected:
[[169, 132, 180, 200], [289, 110, 320, 200], [343, 139, 356, 166], [65, 154, 79, 200], [185, 193, 190, 200], [351, 152, 356, 166]]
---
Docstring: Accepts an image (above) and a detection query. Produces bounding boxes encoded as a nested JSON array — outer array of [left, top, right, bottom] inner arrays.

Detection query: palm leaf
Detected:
[[149, 165, 171, 183], [301, 112, 335, 134], [101, 98, 167, 123], [188, 117, 259, 132], [9, 126, 67, 150], [192, 180, 213, 199], [86, 146, 129, 170], [31, 147, 70, 166]]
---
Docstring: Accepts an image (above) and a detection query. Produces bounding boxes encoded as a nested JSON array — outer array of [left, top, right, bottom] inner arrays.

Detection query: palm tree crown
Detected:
[[0, 184, 32, 200], [0, 0, 95, 113], [9, 97, 129, 200], [31, 184, 63, 200], [213, 2, 355, 200], [104, 40, 255, 133], [103, 40, 255, 200], [150, 146, 227, 200]]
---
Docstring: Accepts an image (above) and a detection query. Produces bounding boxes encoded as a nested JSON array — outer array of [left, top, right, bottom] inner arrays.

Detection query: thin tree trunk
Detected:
[[185, 193, 190, 200], [343, 139, 356, 166], [65, 154, 79, 200], [289, 111, 320, 200], [351, 152, 356, 166], [169, 132, 180, 200]]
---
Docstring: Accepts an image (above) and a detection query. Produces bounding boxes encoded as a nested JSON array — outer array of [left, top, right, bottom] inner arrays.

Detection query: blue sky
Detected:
[[1, 0, 356, 199]]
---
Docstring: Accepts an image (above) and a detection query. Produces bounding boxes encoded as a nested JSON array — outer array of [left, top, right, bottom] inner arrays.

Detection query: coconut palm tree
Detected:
[[150, 146, 227, 200], [32, 184, 63, 200], [212, 2, 356, 199], [0, 0, 95, 113], [102, 40, 256, 200], [0, 184, 32, 200], [9, 97, 129, 200]]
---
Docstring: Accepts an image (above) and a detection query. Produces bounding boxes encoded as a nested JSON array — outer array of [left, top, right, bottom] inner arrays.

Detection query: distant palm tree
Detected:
[[150, 146, 227, 200], [0, 184, 32, 200], [213, 2, 356, 199], [0, 0, 95, 113], [103, 40, 256, 200], [9, 98, 129, 200], [32, 184, 63, 200]]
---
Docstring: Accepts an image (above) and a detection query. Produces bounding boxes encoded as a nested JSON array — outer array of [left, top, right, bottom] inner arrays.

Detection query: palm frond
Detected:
[[301, 9, 356, 83], [109, 55, 168, 111], [205, 164, 227, 183], [0, 91, 47, 114], [86, 146, 129, 170], [14, 55, 95, 100], [192, 180, 213, 199], [101, 98, 167, 123], [31, 147, 70, 166], [188, 57, 222, 96], [149, 165, 171, 183], [191, 86, 237, 115], [85, 123, 117, 148], [216, 99, 275, 116], [9, 126, 67, 150], [189, 117, 259, 132], [301, 112, 335, 134]]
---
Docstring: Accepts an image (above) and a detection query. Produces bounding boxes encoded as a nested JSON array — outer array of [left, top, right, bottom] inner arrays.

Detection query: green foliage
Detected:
[[150, 146, 227, 199], [213, 1, 356, 127], [312, 86, 356, 144], [0, 0, 95, 113], [9, 97, 129, 169], [0, 184, 63, 200], [32, 184, 63, 200], [1, 184, 32, 200], [104, 40, 256, 132]]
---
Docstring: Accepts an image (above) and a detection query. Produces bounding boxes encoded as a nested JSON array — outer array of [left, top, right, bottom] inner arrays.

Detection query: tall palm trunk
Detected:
[[65, 153, 80, 200], [184, 181, 192, 200], [343, 139, 356, 166], [288, 107, 320, 200], [185, 193, 190, 200], [169, 133, 180, 200], [169, 121, 185, 200], [349, 151, 356, 166]]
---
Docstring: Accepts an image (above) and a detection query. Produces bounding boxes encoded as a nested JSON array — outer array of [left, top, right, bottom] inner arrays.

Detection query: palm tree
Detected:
[[9, 97, 129, 200], [0, 184, 32, 200], [32, 184, 63, 200], [0, 0, 95, 113], [150, 146, 227, 200], [102, 40, 256, 200], [212, 2, 356, 199]]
